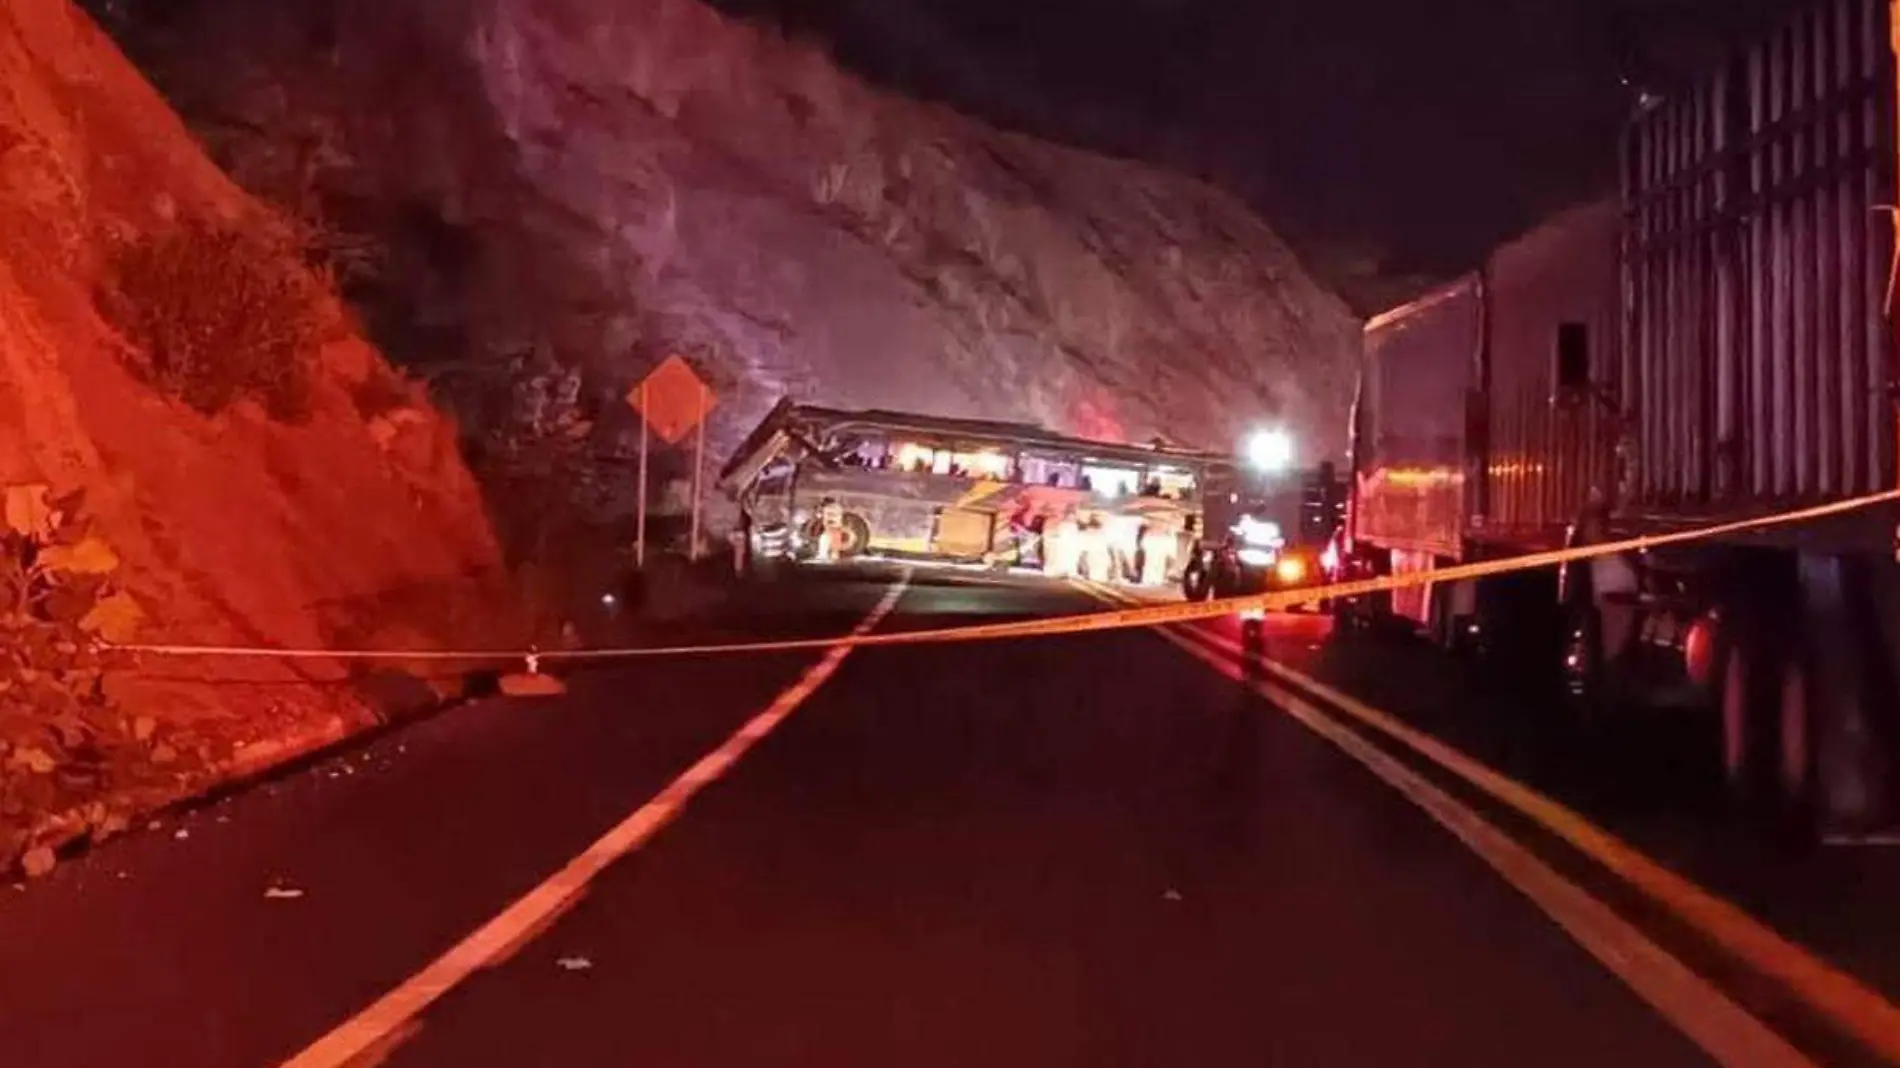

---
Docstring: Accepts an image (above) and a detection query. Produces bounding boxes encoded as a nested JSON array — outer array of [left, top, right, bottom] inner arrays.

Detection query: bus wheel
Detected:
[[1773, 652, 1817, 839], [836, 514, 872, 559]]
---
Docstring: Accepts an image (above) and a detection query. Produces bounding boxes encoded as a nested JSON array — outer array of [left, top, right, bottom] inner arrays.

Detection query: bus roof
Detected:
[[718, 398, 1235, 493]]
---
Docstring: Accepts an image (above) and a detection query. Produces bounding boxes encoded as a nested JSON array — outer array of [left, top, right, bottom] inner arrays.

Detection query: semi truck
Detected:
[[1334, 0, 1900, 837]]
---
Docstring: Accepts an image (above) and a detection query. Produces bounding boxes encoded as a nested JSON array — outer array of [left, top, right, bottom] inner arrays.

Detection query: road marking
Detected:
[[1070, 581, 1816, 1068], [1084, 580, 1900, 1061], [1183, 615, 1900, 1066], [278, 574, 912, 1068]]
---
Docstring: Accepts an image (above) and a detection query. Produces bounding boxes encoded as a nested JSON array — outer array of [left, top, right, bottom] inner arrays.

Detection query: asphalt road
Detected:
[[0, 568, 1831, 1067], [1211, 608, 1900, 1013]]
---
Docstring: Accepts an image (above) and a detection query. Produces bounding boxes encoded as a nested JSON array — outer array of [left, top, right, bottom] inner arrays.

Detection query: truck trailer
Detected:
[[1336, 0, 1900, 837]]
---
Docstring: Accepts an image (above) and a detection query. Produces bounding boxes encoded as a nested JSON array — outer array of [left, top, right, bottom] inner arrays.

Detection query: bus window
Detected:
[[888, 442, 1014, 479], [1082, 466, 1142, 498], [1146, 468, 1198, 499], [754, 463, 793, 505], [827, 433, 883, 469], [1021, 454, 1079, 488], [856, 437, 895, 469], [947, 450, 1012, 479], [892, 442, 935, 472]]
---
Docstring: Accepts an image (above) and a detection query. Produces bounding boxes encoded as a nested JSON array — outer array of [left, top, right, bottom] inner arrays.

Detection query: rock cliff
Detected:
[[103, 0, 1361, 528]]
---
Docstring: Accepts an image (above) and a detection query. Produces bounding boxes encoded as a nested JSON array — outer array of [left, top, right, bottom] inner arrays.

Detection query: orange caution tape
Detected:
[[107, 487, 1900, 663]]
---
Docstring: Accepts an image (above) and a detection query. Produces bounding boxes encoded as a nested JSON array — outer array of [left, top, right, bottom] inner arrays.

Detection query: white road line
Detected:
[[1170, 612, 1900, 1064], [1070, 582, 1814, 1068], [278, 574, 912, 1068]]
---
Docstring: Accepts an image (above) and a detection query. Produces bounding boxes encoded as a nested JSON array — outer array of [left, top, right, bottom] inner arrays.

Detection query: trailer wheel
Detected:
[[1718, 634, 1776, 813], [1329, 594, 1358, 631], [1330, 549, 1395, 642], [1334, 589, 1392, 640], [1774, 653, 1817, 835], [1429, 583, 1455, 651]]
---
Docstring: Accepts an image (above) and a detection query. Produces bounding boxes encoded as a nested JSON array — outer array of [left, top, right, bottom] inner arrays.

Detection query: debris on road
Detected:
[[173, 828, 189, 840], [556, 956, 593, 971], [21, 847, 56, 879], [501, 672, 568, 698], [1162, 888, 1183, 903], [264, 886, 305, 900]]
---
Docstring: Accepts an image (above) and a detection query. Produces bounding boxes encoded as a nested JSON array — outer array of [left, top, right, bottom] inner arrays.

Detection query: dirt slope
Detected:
[[0, 0, 517, 864]]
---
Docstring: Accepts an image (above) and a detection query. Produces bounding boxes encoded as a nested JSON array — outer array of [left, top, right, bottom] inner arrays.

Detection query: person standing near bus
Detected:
[[1044, 506, 1080, 579], [815, 498, 845, 562], [1005, 497, 1037, 568], [1140, 519, 1177, 585], [1075, 511, 1110, 581]]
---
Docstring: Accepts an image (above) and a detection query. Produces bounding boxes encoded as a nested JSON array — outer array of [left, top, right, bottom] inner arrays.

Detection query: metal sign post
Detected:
[[636, 380, 650, 569], [689, 380, 708, 561]]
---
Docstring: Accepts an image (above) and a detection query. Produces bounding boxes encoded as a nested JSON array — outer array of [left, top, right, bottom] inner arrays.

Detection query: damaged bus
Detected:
[[717, 399, 1240, 587]]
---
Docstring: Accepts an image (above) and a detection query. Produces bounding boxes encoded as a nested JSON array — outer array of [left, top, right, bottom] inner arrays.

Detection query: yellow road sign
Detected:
[[628, 355, 716, 445]]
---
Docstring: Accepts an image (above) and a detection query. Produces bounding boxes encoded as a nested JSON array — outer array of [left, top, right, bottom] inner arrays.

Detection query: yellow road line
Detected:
[[1075, 579, 1900, 1065], [1152, 616, 1811, 1068]]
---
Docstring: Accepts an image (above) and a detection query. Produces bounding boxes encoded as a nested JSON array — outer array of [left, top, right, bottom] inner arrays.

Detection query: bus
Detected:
[[718, 399, 1242, 586]]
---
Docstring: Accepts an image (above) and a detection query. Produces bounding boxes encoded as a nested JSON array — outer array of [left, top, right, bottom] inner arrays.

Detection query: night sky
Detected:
[[714, 0, 1804, 308]]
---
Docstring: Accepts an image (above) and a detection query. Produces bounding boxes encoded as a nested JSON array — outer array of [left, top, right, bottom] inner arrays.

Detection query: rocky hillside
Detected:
[[100, 0, 1360, 529], [0, 0, 519, 864]]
